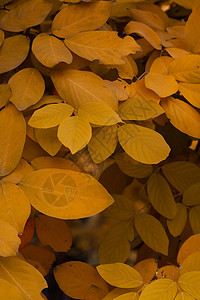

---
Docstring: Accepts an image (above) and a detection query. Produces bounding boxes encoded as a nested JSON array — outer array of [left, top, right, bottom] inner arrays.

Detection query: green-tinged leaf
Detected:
[[19, 168, 114, 219], [179, 83, 200, 108], [65, 31, 140, 65], [135, 213, 169, 255], [175, 292, 196, 300], [35, 127, 62, 156], [162, 161, 200, 193], [29, 103, 74, 128], [52, 1, 112, 38], [119, 96, 164, 120], [78, 102, 121, 126], [0, 220, 20, 257], [0, 35, 30, 74], [181, 252, 200, 275], [139, 278, 177, 300], [115, 292, 139, 300], [0, 257, 47, 300], [147, 173, 177, 219], [177, 234, 200, 265], [58, 116, 92, 154], [0, 84, 11, 109], [97, 263, 143, 288], [183, 183, 200, 206], [0, 104, 26, 177], [8, 68, 45, 110], [51, 69, 118, 111], [99, 221, 134, 264], [178, 271, 200, 299], [167, 203, 187, 237], [88, 125, 118, 164], [189, 206, 200, 234], [117, 124, 170, 164]]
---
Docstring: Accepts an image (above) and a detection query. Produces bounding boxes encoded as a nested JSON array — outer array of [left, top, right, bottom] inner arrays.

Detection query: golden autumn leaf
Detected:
[[0, 279, 25, 300], [0, 35, 30, 74], [175, 292, 195, 300], [161, 97, 200, 139], [185, 2, 200, 53], [128, 79, 160, 104], [0, 104, 26, 177], [117, 124, 170, 164], [19, 168, 114, 219], [8, 68, 45, 110], [65, 31, 141, 65], [177, 234, 200, 265], [182, 183, 200, 206], [156, 265, 180, 281], [167, 203, 187, 237], [34, 127, 62, 156], [0, 257, 47, 300], [181, 252, 200, 275], [31, 157, 82, 172], [0, 219, 20, 257], [135, 213, 169, 255], [32, 33, 73, 67], [2, 159, 33, 184], [54, 261, 109, 299], [189, 206, 200, 234], [25, 95, 63, 113], [115, 292, 139, 300], [134, 258, 157, 284], [52, 1, 112, 38], [108, 55, 138, 79], [179, 82, 200, 108], [35, 215, 72, 252], [0, 84, 11, 109], [0, 29, 4, 47], [104, 79, 130, 101], [51, 69, 118, 111], [178, 271, 200, 299]]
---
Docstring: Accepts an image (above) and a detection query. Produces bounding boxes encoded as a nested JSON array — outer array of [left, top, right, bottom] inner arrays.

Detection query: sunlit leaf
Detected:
[[181, 252, 200, 275], [178, 271, 200, 299], [179, 82, 200, 108], [177, 234, 200, 265], [115, 292, 139, 300], [185, 2, 200, 53], [0, 279, 25, 300], [0, 220, 20, 257], [175, 292, 196, 300], [34, 127, 62, 156]]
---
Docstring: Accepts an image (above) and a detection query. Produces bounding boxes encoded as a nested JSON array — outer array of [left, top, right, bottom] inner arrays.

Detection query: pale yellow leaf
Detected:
[[0, 104, 26, 176], [65, 31, 141, 65], [2, 158, 33, 184], [135, 213, 169, 255], [117, 124, 170, 164], [51, 69, 118, 111], [185, 2, 200, 53], [31, 157, 82, 172], [19, 168, 114, 219], [0, 279, 25, 300], [147, 173, 177, 219], [134, 258, 157, 284], [115, 292, 139, 300], [183, 183, 200, 206], [9, 68, 45, 110], [32, 33, 73, 67], [35, 127, 62, 156], [162, 161, 200, 193], [125, 21, 162, 50], [178, 271, 200, 299], [52, 1, 112, 38], [175, 292, 196, 300], [156, 265, 180, 282], [139, 278, 177, 300], [189, 206, 200, 234], [97, 263, 143, 288], [58, 116, 92, 154], [179, 82, 200, 108], [0, 220, 20, 257], [0, 84, 11, 109], [0, 257, 47, 300], [177, 234, 200, 265], [108, 55, 138, 79], [167, 203, 187, 237], [0, 35, 30, 74], [161, 97, 200, 139], [54, 261, 109, 299], [181, 252, 200, 275], [28, 103, 74, 128]]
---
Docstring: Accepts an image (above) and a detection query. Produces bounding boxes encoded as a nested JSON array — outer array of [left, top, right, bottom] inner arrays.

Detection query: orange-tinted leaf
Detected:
[[19, 218, 35, 250], [177, 234, 200, 265]]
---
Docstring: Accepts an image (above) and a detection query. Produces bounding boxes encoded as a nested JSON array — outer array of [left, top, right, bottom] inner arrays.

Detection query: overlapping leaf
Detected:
[[179, 82, 200, 108], [0, 220, 20, 257], [183, 183, 200, 206], [34, 127, 62, 156], [167, 203, 187, 237], [178, 271, 200, 299], [0, 84, 11, 109]]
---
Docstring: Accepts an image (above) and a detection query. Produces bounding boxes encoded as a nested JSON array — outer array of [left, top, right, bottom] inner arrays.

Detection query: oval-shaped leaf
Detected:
[[34, 127, 62, 156], [179, 82, 200, 108], [183, 183, 200, 206], [189, 206, 200, 234], [177, 234, 200, 265], [134, 258, 158, 284], [178, 271, 200, 299], [181, 252, 200, 275], [167, 203, 187, 237]]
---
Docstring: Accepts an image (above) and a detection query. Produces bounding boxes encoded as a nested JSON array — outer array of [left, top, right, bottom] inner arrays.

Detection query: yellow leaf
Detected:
[[0, 0, 52, 32], [175, 292, 196, 300], [183, 183, 200, 206], [161, 97, 200, 139], [0, 279, 25, 300], [88, 125, 118, 164], [117, 124, 170, 164], [65, 31, 141, 65], [156, 265, 180, 282], [0, 219, 20, 257], [8, 68, 45, 110], [139, 278, 177, 300], [29, 103, 74, 128], [135, 213, 169, 255], [134, 258, 158, 284], [179, 82, 200, 108], [185, 2, 200, 53], [58, 116, 92, 154], [115, 292, 139, 300], [31, 157, 82, 172], [54, 261, 109, 299], [128, 79, 160, 104], [162, 161, 200, 193], [0, 181, 30, 233], [168, 55, 200, 83], [51, 69, 118, 111], [166, 48, 191, 59], [35, 215, 72, 252], [189, 206, 200, 234], [167, 203, 187, 237], [177, 234, 200, 265], [178, 271, 200, 299], [97, 263, 143, 288], [103, 288, 136, 300], [19, 168, 114, 219], [147, 173, 177, 219], [181, 252, 200, 275], [119, 96, 164, 120], [108, 55, 138, 79], [0, 104, 26, 176], [125, 21, 162, 50], [0, 257, 47, 300], [130, 8, 165, 31], [32, 33, 73, 67], [104, 79, 130, 101], [25, 95, 63, 113], [0, 35, 30, 74], [2, 159, 33, 184], [52, 1, 112, 38], [0, 29, 4, 47], [34, 127, 62, 156], [78, 103, 121, 126], [0, 84, 11, 109]]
